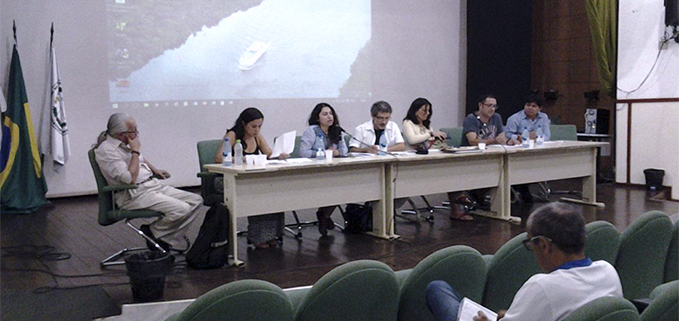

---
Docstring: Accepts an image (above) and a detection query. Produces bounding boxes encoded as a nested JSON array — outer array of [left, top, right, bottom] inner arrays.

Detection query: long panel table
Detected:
[[204, 157, 390, 266], [206, 140, 605, 266], [500, 140, 605, 210]]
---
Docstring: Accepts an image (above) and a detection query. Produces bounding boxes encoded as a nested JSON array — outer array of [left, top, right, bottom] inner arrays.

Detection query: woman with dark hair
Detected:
[[214, 107, 289, 249], [402, 98, 473, 221], [299, 103, 348, 235], [299, 102, 348, 158], [402, 97, 448, 150]]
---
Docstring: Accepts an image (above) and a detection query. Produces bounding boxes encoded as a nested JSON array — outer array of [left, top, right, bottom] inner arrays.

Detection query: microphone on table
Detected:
[[338, 126, 395, 156]]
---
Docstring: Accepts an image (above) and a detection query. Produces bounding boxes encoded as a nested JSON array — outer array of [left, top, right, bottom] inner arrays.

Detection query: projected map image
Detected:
[[107, 0, 371, 104]]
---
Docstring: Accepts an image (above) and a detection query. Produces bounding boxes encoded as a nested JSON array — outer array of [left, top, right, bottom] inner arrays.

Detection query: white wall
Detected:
[[616, 0, 679, 200], [617, 0, 679, 99], [1, 0, 467, 197]]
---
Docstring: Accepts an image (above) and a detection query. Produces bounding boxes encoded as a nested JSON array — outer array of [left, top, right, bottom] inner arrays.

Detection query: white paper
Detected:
[[285, 158, 314, 164], [457, 297, 497, 321], [348, 152, 376, 157], [272, 130, 296, 158]]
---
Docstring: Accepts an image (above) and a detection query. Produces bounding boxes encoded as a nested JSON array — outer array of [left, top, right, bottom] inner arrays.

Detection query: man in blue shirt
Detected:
[[504, 94, 551, 202], [504, 93, 551, 145]]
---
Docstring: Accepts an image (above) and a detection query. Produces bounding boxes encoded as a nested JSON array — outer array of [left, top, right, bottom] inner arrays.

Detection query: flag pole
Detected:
[[50, 23, 54, 47], [13, 20, 17, 45]]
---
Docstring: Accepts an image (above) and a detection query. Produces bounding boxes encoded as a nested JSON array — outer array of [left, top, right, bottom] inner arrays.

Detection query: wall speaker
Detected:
[[584, 108, 610, 134]]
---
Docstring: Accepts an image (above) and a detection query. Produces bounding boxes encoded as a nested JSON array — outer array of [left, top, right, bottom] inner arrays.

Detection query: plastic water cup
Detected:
[[245, 155, 256, 166], [325, 149, 334, 162], [256, 154, 268, 166], [478, 142, 486, 150], [528, 139, 535, 148]]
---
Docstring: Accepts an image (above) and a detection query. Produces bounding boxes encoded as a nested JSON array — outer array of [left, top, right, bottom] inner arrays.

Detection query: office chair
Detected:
[[535, 124, 579, 200], [400, 127, 476, 219], [88, 149, 167, 267], [197, 139, 311, 239]]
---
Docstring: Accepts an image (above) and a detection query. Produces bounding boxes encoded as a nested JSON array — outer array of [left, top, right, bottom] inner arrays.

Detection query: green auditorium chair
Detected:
[[88, 148, 167, 266], [616, 211, 673, 300], [398, 245, 487, 321], [562, 296, 640, 321], [196, 139, 223, 207], [294, 260, 400, 321], [640, 280, 678, 321], [481, 232, 542, 312], [165, 279, 294, 321], [585, 220, 620, 264], [664, 219, 678, 283]]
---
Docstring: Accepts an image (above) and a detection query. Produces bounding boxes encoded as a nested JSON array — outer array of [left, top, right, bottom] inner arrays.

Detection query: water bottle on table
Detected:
[[314, 133, 326, 160], [521, 127, 530, 148], [379, 133, 388, 155], [536, 125, 544, 146], [234, 139, 244, 165], [222, 137, 232, 166]]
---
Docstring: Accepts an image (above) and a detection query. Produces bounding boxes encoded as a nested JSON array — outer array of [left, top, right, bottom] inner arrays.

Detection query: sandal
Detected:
[[455, 196, 476, 206]]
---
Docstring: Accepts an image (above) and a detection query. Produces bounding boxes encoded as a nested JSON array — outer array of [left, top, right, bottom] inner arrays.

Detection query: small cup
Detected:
[[325, 149, 334, 162], [528, 139, 535, 148], [257, 154, 268, 166], [245, 155, 256, 166], [478, 142, 486, 150]]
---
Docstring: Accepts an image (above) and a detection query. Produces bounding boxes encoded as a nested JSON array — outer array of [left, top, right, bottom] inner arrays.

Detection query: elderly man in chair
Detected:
[[426, 202, 623, 321], [94, 113, 202, 252]]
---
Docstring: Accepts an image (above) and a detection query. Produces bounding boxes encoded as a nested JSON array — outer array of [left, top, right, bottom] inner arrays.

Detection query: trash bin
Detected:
[[124, 251, 174, 302], [643, 168, 665, 191]]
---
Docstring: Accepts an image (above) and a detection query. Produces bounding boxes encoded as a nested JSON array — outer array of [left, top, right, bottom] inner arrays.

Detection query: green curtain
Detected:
[[585, 0, 617, 98]]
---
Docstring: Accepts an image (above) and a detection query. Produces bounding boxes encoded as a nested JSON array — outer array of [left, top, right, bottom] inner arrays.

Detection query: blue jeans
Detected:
[[426, 280, 462, 321]]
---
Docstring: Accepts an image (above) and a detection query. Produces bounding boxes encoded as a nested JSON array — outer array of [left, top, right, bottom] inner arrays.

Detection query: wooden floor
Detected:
[[2, 181, 677, 311]]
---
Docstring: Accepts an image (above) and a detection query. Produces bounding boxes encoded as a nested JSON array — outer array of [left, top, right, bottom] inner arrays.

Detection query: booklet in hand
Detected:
[[457, 297, 498, 321]]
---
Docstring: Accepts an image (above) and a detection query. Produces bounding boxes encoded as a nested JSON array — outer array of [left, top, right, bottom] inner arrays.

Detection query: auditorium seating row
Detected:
[[165, 210, 678, 321]]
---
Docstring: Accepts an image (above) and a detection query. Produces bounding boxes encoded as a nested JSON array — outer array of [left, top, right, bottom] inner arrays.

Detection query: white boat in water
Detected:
[[238, 41, 268, 70]]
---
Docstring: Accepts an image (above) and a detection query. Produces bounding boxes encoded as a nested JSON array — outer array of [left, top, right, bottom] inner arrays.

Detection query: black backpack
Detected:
[[186, 203, 229, 269], [343, 203, 372, 234]]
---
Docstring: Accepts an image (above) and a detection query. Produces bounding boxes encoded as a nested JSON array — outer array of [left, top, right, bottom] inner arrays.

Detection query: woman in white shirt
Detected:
[[402, 98, 473, 221]]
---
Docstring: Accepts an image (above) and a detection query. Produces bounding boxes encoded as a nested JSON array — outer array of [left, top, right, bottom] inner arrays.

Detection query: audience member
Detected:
[[426, 202, 623, 321]]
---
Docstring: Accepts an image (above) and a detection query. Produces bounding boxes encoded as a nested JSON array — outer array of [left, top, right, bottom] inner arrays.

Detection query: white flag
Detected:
[[49, 46, 70, 169]]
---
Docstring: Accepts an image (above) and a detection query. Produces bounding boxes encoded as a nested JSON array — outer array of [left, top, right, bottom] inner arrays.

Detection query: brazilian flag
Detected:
[[1, 45, 48, 214]]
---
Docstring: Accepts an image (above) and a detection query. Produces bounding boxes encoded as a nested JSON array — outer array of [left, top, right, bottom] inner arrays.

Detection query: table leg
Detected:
[[224, 175, 244, 267]]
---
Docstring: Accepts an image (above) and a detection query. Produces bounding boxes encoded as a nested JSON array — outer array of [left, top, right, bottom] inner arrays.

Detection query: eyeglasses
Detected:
[[522, 235, 552, 251], [482, 103, 498, 109], [123, 129, 139, 135]]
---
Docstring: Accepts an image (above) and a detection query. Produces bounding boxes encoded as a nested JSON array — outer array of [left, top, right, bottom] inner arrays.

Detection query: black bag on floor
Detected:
[[186, 203, 229, 269], [343, 203, 372, 234]]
